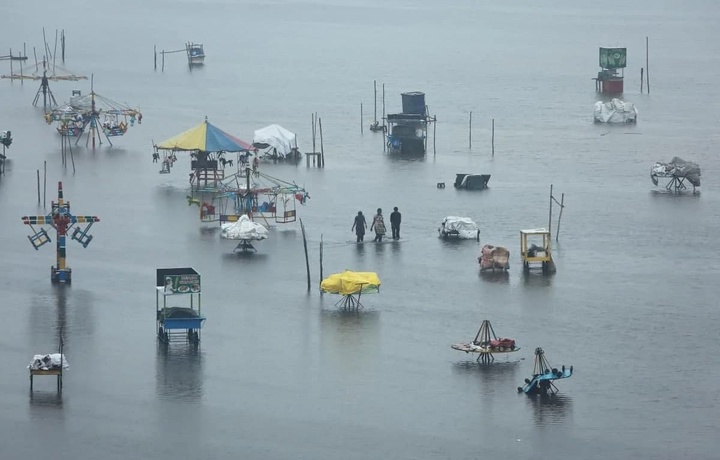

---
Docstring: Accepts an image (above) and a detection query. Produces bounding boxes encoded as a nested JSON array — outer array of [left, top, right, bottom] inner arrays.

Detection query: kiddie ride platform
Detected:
[[518, 347, 573, 395], [156, 268, 206, 344], [451, 319, 520, 364]]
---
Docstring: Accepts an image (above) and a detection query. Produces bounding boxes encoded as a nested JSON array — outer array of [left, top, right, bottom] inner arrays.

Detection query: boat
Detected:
[[186, 42, 205, 66], [454, 173, 491, 190]]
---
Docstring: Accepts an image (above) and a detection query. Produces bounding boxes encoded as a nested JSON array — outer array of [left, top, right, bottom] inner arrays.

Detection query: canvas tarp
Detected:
[[253, 124, 299, 156], [220, 215, 269, 240], [439, 216, 479, 239], [320, 271, 381, 296], [593, 98, 638, 123]]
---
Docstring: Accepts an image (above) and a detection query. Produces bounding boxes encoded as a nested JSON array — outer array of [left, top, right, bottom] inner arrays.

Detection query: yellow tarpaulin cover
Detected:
[[320, 271, 381, 296]]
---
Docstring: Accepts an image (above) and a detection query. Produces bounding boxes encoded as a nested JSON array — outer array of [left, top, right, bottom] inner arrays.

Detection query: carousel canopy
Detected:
[[253, 124, 299, 156], [156, 120, 253, 153], [320, 271, 381, 296]]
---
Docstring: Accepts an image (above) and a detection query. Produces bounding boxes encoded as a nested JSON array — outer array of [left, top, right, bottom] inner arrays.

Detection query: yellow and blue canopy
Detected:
[[155, 120, 253, 153], [320, 271, 381, 296]]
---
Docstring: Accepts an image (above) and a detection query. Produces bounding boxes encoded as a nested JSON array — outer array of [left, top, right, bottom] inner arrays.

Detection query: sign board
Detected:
[[156, 268, 201, 295], [599, 47, 627, 69]]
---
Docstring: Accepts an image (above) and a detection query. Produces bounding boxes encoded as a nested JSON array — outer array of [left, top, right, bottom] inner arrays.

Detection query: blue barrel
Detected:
[[401, 92, 426, 115]]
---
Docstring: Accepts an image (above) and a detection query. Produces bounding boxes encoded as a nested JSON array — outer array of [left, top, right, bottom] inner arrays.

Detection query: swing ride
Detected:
[[2, 58, 87, 109], [153, 118, 254, 191], [189, 168, 310, 228], [320, 271, 381, 310], [21, 181, 100, 284], [43, 76, 142, 148], [518, 347, 573, 396], [155, 268, 206, 344], [451, 320, 520, 364]]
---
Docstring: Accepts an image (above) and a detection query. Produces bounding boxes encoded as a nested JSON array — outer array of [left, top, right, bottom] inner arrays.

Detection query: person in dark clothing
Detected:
[[390, 207, 401, 239], [351, 211, 367, 242]]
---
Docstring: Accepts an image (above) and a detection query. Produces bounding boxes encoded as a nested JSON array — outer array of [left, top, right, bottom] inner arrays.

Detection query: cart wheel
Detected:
[[193, 331, 199, 343]]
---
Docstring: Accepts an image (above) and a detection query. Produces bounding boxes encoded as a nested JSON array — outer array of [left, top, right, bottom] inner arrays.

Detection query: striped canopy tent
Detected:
[[155, 119, 253, 153]]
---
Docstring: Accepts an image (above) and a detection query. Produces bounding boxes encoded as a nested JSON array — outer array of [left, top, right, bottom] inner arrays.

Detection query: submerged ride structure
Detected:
[[21, 181, 100, 284], [320, 271, 381, 310], [1, 58, 87, 109], [451, 320, 520, 364], [156, 268, 206, 344], [518, 347, 573, 395], [520, 228, 556, 274], [385, 91, 435, 156], [593, 47, 626, 94], [44, 78, 142, 148], [650, 157, 701, 194], [153, 118, 254, 191]]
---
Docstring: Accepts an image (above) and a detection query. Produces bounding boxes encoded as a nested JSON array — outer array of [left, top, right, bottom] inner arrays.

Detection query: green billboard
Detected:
[[599, 47, 627, 69]]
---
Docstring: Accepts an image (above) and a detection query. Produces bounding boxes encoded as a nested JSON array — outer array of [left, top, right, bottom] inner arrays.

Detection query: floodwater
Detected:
[[1, 1, 719, 458]]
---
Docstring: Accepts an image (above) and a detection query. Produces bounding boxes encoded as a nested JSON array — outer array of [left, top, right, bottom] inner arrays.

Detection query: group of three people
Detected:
[[352, 207, 401, 243]]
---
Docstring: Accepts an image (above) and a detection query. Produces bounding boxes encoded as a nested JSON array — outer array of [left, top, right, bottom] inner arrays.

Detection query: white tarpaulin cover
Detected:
[[220, 215, 269, 241], [28, 354, 69, 370], [593, 98, 638, 123], [253, 124, 299, 156], [439, 216, 479, 239]]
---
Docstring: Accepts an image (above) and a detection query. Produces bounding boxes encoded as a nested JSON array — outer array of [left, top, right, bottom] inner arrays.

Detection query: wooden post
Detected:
[[9, 48, 13, 77], [360, 103, 363, 134], [319, 117, 325, 167], [162, 51, 165, 72], [491, 118, 495, 156], [43, 161, 47, 207], [469, 111, 472, 149], [154, 45, 157, 70], [548, 184, 553, 236], [300, 219, 311, 292], [640, 68, 644, 93], [646, 36, 650, 94], [61, 30, 65, 62], [36, 170, 41, 204], [382, 83, 386, 131], [433, 115, 437, 156], [555, 193, 565, 242], [319, 234, 324, 294]]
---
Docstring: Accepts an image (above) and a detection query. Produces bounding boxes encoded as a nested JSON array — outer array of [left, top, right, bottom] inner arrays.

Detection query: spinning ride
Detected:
[[44, 78, 142, 147], [518, 348, 573, 395], [320, 271, 381, 310], [21, 181, 100, 284], [451, 320, 520, 364]]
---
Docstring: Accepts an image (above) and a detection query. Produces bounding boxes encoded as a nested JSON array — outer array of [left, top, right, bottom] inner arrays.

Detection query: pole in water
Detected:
[[373, 80, 378, 124], [300, 219, 311, 292], [319, 234, 324, 294], [548, 184, 553, 236], [491, 118, 495, 156], [640, 68, 644, 93], [43, 161, 47, 207], [556, 193, 565, 242], [319, 117, 325, 167], [360, 103, 363, 134], [61, 30, 65, 62], [433, 114, 437, 156], [154, 45, 157, 70], [469, 111, 472, 149], [36, 169, 41, 204]]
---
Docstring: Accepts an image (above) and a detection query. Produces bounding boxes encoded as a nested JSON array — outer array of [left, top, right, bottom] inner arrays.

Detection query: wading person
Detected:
[[390, 206, 401, 240], [351, 211, 367, 243], [370, 208, 386, 242]]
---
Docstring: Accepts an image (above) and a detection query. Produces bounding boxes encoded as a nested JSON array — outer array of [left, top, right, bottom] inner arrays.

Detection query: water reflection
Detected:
[[522, 272, 554, 288], [221, 251, 270, 265], [29, 286, 95, 350], [155, 343, 204, 402], [649, 189, 701, 199], [319, 307, 381, 373], [479, 270, 510, 284], [523, 393, 573, 426], [452, 359, 522, 386], [199, 225, 220, 238], [29, 390, 64, 420]]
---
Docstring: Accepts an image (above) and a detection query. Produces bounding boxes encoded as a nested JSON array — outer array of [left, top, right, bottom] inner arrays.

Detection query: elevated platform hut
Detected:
[[385, 91, 435, 156], [594, 47, 626, 94], [153, 118, 254, 192], [520, 228, 556, 274]]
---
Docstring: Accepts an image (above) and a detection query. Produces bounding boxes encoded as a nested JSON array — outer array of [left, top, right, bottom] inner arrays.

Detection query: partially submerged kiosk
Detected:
[[520, 228, 556, 273], [156, 268, 206, 344]]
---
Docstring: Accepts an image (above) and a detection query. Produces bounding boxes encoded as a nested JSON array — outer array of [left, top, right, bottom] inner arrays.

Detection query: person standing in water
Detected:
[[370, 208, 386, 242], [390, 207, 401, 240], [351, 211, 367, 243]]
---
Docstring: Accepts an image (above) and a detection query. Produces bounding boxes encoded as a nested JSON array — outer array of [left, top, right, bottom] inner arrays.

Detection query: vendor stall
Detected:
[[156, 268, 206, 344]]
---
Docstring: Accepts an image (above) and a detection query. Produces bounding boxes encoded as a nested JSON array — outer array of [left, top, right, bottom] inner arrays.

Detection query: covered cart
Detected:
[[156, 268, 206, 344], [439, 216, 480, 240]]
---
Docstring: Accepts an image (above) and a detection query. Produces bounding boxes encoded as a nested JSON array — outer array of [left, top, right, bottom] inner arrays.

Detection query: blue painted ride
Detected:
[[518, 347, 573, 395]]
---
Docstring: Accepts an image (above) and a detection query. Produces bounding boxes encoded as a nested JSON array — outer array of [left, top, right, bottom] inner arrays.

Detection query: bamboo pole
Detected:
[[319, 117, 325, 167], [319, 234, 324, 294], [469, 111, 472, 149], [555, 193, 565, 242], [433, 115, 437, 156], [360, 103, 363, 134], [640, 68, 644, 93], [491, 119, 495, 156], [36, 170, 41, 204], [61, 30, 65, 62], [548, 184, 553, 235], [43, 161, 47, 207], [154, 45, 157, 70], [300, 219, 311, 292]]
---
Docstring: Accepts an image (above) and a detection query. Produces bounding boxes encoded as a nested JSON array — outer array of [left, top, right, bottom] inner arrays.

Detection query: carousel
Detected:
[[451, 320, 520, 364]]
